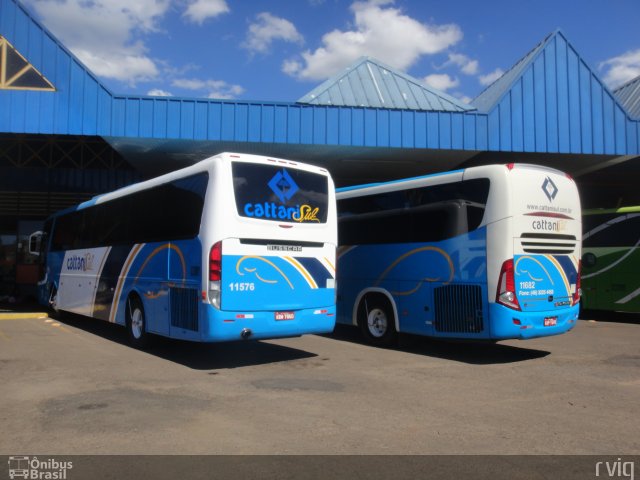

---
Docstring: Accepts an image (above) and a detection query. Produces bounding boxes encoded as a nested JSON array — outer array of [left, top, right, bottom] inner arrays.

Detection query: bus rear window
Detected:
[[233, 162, 329, 224]]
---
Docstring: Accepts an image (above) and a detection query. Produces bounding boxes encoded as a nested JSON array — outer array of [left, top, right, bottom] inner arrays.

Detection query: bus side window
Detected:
[[410, 204, 459, 242], [584, 214, 640, 248], [466, 204, 486, 231], [51, 212, 81, 251]]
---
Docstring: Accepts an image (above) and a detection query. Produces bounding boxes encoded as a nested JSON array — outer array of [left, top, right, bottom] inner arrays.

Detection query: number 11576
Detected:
[[229, 282, 255, 292]]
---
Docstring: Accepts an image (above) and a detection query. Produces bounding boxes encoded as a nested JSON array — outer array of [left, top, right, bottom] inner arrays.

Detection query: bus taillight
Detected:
[[209, 242, 222, 281], [572, 260, 581, 306], [209, 242, 222, 308], [496, 259, 521, 310]]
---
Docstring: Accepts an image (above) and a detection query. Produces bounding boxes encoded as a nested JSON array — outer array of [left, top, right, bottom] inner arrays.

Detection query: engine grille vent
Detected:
[[434, 284, 484, 334], [520, 233, 577, 254], [170, 287, 199, 331]]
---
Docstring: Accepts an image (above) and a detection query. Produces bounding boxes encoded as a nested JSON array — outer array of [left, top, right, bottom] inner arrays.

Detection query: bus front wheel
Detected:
[[126, 295, 151, 349], [358, 295, 397, 347]]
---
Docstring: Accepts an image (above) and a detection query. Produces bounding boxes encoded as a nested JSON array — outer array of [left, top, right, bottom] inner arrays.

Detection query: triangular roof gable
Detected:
[[1, 0, 115, 135], [0, 34, 55, 90], [472, 30, 634, 119], [614, 74, 640, 119], [0, 0, 112, 92], [472, 30, 637, 154], [297, 56, 474, 112]]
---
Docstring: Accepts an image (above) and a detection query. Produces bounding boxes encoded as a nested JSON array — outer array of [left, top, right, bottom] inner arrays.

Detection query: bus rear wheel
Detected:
[[126, 295, 151, 349], [358, 295, 397, 347]]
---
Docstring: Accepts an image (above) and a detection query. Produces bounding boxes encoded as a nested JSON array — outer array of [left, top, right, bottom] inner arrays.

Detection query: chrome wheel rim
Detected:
[[131, 308, 144, 339], [367, 308, 388, 338]]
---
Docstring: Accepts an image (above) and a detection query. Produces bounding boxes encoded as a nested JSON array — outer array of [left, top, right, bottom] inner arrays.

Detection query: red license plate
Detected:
[[275, 311, 295, 321], [544, 317, 557, 327]]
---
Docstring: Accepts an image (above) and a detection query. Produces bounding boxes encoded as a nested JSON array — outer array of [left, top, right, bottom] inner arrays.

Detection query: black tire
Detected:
[[358, 294, 397, 347], [126, 295, 151, 349]]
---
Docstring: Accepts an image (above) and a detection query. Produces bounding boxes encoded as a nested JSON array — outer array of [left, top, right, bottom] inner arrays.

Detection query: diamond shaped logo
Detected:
[[542, 176, 558, 202], [268, 169, 299, 204]]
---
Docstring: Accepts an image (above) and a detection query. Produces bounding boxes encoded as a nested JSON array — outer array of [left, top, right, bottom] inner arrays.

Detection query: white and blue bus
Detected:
[[336, 164, 581, 345], [31, 152, 337, 347]]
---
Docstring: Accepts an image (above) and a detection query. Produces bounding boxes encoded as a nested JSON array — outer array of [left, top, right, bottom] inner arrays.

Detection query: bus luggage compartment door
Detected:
[[220, 238, 335, 312], [513, 254, 576, 312]]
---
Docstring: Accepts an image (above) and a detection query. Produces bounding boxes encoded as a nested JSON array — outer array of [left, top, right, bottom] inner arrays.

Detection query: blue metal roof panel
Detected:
[[472, 32, 552, 113], [298, 57, 474, 112], [1, 1, 639, 159], [0, 0, 115, 136], [614, 75, 640, 119], [468, 30, 640, 155], [354, 64, 378, 107]]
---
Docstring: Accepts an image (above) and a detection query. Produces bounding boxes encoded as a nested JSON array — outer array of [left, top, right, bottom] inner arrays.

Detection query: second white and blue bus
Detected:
[[31, 152, 337, 347], [336, 163, 581, 345]]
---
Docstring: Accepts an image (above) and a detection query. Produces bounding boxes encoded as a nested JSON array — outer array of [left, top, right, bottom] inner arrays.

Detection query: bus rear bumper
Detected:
[[200, 305, 336, 342], [488, 303, 580, 340]]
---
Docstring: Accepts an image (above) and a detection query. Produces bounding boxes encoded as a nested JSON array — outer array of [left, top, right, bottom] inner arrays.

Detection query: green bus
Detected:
[[582, 206, 640, 313]]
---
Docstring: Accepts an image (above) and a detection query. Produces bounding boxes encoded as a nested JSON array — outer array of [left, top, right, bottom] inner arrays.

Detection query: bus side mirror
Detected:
[[582, 252, 597, 268], [28, 231, 43, 256]]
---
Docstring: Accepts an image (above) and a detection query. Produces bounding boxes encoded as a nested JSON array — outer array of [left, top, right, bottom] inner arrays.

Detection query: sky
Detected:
[[21, 0, 640, 105]]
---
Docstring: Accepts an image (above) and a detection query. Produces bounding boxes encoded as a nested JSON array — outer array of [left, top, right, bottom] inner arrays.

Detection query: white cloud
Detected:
[[447, 53, 479, 75], [479, 68, 505, 86], [147, 89, 173, 96], [75, 48, 159, 83], [423, 73, 459, 92], [282, 59, 303, 76], [283, 0, 462, 81], [183, 0, 230, 25], [25, 0, 170, 86], [172, 79, 208, 90], [599, 49, 640, 88], [172, 78, 245, 99], [243, 12, 304, 55]]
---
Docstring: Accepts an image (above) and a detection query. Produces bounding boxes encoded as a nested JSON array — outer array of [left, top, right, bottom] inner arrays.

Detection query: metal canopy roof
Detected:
[[1, 0, 640, 206], [1, 0, 638, 163], [297, 56, 474, 112]]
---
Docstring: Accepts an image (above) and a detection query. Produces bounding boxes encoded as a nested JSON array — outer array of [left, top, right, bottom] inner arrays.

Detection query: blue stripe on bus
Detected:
[[553, 255, 578, 282], [297, 257, 334, 288]]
